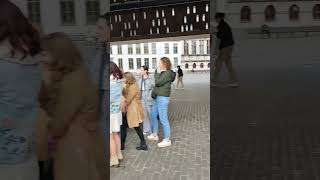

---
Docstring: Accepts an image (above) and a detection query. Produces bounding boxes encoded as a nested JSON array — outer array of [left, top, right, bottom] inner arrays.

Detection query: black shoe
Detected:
[[121, 143, 125, 150], [136, 143, 148, 151]]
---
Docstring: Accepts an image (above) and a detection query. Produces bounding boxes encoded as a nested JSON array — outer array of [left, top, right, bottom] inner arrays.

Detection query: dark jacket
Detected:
[[217, 20, 234, 49], [153, 70, 174, 97], [177, 68, 183, 77]]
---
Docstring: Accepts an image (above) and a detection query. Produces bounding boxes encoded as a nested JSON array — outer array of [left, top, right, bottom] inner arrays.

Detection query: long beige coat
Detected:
[[123, 84, 145, 128], [46, 67, 107, 180]]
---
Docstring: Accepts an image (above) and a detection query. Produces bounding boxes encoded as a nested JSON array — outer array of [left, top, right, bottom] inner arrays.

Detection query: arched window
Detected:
[[240, 6, 251, 22], [313, 4, 320, 19], [289, 5, 299, 21], [200, 63, 204, 68], [185, 63, 189, 69], [265, 5, 276, 21], [193, 63, 197, 69], [208, 63, 210, 68]]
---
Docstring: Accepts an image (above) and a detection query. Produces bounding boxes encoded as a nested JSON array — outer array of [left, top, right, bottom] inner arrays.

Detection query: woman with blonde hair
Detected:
[[121, 72, 147, 151], [37, 32, 107, 180], [148, 57, 175, 148]]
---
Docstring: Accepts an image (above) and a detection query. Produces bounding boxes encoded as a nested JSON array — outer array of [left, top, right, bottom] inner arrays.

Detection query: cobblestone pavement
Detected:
[[212, 37, 320, 180], [110, 73, 210, 180]]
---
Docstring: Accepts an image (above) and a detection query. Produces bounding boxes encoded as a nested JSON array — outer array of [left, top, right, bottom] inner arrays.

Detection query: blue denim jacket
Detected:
[[110, 78, 123, 113], [137, 75, 154, 106], [0, 54, 41, 164]]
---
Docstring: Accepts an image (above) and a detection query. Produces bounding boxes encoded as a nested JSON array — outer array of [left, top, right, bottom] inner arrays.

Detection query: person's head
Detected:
[[0, 0, 41, 57], [110, 61, 123, 80], [215, 12, 225, 23], [96, 14, 110, 43], [40, 32, 82, 73], [139, 65, 149, 76], [123, 72, 136, 85], [159, 57, 172, 71], [177, 65, 181, 69]]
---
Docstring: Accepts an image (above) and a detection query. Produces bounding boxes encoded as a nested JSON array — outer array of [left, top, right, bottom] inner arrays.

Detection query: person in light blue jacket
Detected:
[[0, 1, 42, 179]]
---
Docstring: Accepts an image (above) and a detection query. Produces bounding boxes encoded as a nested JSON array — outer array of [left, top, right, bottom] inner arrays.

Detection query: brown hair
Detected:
[[110, 61, 123, 80], [38, 32, 83, 116], [122, 72, 137, 96], [160, 57, 172, 70]]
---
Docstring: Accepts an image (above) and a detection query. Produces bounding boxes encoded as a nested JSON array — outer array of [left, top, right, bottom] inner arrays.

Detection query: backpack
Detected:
[[170, 70, 176, 82]]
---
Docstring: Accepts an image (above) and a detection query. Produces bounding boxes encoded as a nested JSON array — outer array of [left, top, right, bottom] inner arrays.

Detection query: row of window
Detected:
[[184, 63, 210, 69], [184, 40, 210, 55], [111, 43, 179, 55], [241, 4, 320, 22], [112, 57, 179, 70], [28, 0, 100, 25]]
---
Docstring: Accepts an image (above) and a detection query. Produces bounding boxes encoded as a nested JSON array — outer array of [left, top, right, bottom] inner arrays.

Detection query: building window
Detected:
[[241, 6, 251, 22], [110, 46, 113, 55], [118, 15, 121, 22], [196, 15, 199, 22], [144, 58, 149, 67], [86, 0, 100, 24], [172, 8, 175, 16], [157, 28, 159, 34], [192, 40, 196, 54], [156, 10, 159, 18], [200, 63, 204, 68], [174, 57, 178, 67], [129, 58, 134, 70], [208, 63, 210, 68], [167, 27, 170, 33], [185, 63, 189, 69], [137, 58, 142, 68], [152, 58, 157, 69], [128, 22, 131, 29], [193, 6, 196, 13], [206, 4, 209, 12], [289, 5, 299, 21], [200, 40, 204, 54], [144, 43, 149, 54], [128, 45, 133, 54], [152, 20, 155, 27], [265, 5, 276, 21], [152, 43, 157, 54], [184, 41, 189, 55], [190, 24, 193, 31], [202, 14, 206, 22], [162, 10, 165, 17], [187, 7, 190, 14], [28, 0, 41, 23], [144, 12, 147, 19], [150, 28, 153, 34], [206, 23, 208, 29], [184, 16, 187, 23], [118, 58, 123, 69], [124, 23, 127, 30], [185, 25, 189, 31], [313, 4, 320, 19], [158, 19, 161, 26], [133, 13, 136, 20], [163, 18, 167, 26], [118, 45, 122, 54], [136, 44, 141, 54], [173, 43, 178, 54], [164, 43, 170, 54], [60, 0, 75, 25], [193, 63, 196, 69], [207, 40, 210, 54], [181, 25, 184, 32], [115, 15, 118, 22]]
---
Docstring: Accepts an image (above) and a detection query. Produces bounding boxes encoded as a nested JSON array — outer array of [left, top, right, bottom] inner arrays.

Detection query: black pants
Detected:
[[121, 113, 146, 145]]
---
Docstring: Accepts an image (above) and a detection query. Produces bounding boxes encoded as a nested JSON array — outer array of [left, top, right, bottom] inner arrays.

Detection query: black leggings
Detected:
[[120, 113, 146, 145]]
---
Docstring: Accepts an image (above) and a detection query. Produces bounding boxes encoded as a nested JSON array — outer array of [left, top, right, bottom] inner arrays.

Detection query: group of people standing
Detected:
[[109, 57, 176, 167]]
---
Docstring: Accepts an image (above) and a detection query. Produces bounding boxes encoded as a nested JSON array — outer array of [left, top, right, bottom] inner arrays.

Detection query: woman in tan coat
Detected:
[[121, 72, 147, 151], [37, 32, 108, 180]]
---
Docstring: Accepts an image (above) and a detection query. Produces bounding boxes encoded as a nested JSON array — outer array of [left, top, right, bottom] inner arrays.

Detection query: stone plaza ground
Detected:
[[213, 36, 320, 180], [110, 73, 210, 180]]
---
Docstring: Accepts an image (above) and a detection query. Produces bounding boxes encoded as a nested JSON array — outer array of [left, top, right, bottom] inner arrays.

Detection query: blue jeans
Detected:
[[151, 96, 171, 139]]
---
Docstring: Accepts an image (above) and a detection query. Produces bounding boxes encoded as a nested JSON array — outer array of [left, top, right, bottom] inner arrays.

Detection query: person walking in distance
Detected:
[[212, 12, 239, 87], [175, 65, 184, 90]]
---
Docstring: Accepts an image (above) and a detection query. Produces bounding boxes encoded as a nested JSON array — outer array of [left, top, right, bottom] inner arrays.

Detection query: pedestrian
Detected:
[[109, 62, 124, 167], [121, 72, 148, 151], [38, 32, 107, 180], [0, 1, 42, 179], [148, 57, 175, 148], [138, 65, 155, 135], [175, 65, 184, 90], [213, 12, 239, 87]]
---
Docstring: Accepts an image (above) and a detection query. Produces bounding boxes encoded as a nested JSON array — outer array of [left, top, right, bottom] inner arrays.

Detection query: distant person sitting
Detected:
[[212, 12, 239, 87], [175, 66, 184, 90]]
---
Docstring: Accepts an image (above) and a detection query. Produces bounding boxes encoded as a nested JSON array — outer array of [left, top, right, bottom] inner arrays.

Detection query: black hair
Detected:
[[215, 12, 225, 19], [141, 65, 149, 75]]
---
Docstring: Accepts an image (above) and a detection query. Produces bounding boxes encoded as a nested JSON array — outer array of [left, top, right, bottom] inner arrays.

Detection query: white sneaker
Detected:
[[147, 134, 159, 141], [157, 139, 172, 148]]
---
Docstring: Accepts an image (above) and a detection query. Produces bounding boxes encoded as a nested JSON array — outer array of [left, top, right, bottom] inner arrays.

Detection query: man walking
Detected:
[[175, 65, 184, 90], [213, 12, 239, 87]]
